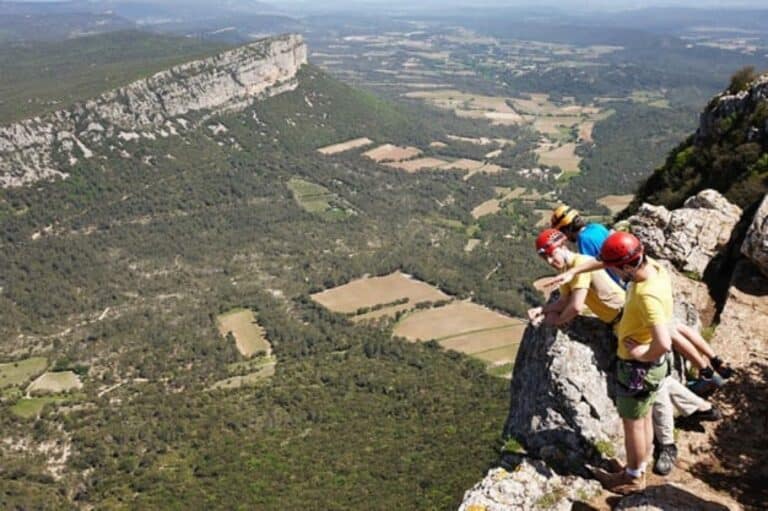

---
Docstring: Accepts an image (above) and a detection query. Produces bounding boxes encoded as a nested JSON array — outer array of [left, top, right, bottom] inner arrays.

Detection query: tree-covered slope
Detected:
[[0, 61, 543, 509], [624, 69, 768, 215]]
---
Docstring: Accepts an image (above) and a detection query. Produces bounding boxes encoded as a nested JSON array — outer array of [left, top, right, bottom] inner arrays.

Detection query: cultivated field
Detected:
[[385, 157, 449, 172], [597, 194, 634, 215], [471, 187, 528, 219], [317, 137, 373, 155], [216, 309, 271, 358], [27, 371, 83, 395], [404, 89, 528, 125], [287, 177, 353, 219], [363, 144, 421, 162], [0, 357, 48, 388], [312, 273, 526, 376], [536, 142, 582, 173], [393, 301, 519, 341], [311, 271, 449, 315]]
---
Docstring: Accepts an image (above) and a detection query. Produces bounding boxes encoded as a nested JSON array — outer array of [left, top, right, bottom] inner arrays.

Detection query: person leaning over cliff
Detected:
[[528, 229, 722, 477], [549, 205, 733, 395], [527, 229, 623, 327]]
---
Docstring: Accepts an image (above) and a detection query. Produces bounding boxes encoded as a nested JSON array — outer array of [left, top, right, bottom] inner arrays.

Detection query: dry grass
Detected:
[[439, 324, 526, 355], [536, 142, 582, 173], [216, 309, 271, 358], [363, 144, 421, 162], [393, 301, 519, 342], [27, 371, 82, 394], [311, 271, 449, 314], [317, 137, 373, 155], [597, 194, 634, 214], [471, 199, 502, 219], [471, 343, 522, 364], [385, 157, 449, 172]]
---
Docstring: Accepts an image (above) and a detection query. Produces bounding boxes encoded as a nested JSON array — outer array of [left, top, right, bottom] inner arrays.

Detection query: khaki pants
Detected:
[[652, 376, 708, 445]]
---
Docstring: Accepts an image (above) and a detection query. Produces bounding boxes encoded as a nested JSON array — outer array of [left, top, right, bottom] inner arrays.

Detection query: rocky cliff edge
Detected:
[[0, 33, 308, 188]]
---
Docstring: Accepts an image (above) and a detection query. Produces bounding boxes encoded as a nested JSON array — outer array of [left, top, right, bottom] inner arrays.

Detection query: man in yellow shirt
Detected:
[[528, 229, 624, 327], [554, 231, 673, 494]]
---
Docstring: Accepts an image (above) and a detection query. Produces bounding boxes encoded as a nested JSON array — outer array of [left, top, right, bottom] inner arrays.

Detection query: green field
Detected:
[[0, 357, 48, 388], [10, 395, 68, 419], [287, 177, 354, 219]]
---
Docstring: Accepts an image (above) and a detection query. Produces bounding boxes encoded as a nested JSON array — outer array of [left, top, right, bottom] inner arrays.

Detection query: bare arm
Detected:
[[549, 288, 587, 326], [541, 259, 605, 290], [625, 324, 672, 362]]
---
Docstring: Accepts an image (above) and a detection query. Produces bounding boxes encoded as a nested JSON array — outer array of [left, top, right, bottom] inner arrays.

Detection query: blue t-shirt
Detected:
[[577, 223, 610, 258], [578, 223, 624, 286]]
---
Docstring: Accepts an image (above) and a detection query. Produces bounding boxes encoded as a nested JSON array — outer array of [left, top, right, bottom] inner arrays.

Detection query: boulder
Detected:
[[503, 317, 623, 471], [741, 193, 768, 278], [628, 189, 742, 275], [458, 462, 600, 511]]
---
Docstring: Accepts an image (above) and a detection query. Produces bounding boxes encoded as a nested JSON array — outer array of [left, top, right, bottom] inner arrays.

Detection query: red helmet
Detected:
[[600, 231, 644, 267], [536, 229, 567, 257]]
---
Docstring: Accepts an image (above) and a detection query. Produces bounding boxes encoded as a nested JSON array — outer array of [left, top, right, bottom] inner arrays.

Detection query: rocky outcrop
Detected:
[[697, 73, 768, 142], [503, 317, 623, 470], [741, 193, 768, 277], [0, 33, 307, 188], [627, 189, 742, 275], [459, 462, 600, 511]]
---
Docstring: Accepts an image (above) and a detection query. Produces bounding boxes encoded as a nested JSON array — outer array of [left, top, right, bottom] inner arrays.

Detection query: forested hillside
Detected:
[[0, 61, 546, 508], [625, 68, 768, 214]]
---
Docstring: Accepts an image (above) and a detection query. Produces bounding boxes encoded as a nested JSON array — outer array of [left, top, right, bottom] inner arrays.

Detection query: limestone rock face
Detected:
[[741, 193, 768, 277], [0, 34, 308, 188], [627, 189, 742, 275], [458, 463, 601, 511], [503, 317, 623, 469], [697, 73, 768, 141], [501, 298, 696, 470]]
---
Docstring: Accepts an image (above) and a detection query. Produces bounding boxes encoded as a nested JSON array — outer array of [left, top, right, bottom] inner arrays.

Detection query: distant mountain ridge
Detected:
[[0, 33, 307, 187], [624, 70, 768, 215]]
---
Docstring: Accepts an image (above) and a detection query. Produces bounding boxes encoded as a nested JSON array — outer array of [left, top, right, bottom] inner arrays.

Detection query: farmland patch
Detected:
[[317, 137, 373, 155], [216, 309, 271, 358]]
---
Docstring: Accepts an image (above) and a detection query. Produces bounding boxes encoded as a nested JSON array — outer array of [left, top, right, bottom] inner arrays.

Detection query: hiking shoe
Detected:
[[687, 405, 723, 422], [654, 444, 677, 476], [711, 358, 734, 379], [688, 373, 724, 397], [592, 467, 646, 495]]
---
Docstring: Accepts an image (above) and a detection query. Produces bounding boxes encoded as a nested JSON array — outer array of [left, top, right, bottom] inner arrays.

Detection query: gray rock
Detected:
[[0, 34, 308, 188], [458, 462, 601, 511], [697, 73, 768, 141], [741, 193, 768, 277], [503, 317, 624, 470], [627, 189, 742, 275]]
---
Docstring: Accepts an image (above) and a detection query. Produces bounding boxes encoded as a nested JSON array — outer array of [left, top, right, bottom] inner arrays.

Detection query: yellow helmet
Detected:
[[551, 204, 579, 230]]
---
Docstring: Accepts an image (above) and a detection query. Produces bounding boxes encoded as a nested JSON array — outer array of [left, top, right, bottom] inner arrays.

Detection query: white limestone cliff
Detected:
[[0, 33, 308, 188]]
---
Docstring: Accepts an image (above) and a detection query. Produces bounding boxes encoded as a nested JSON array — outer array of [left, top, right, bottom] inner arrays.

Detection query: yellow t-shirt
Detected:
[[559, 254, 625, 324], [616, 257, 673, 360]]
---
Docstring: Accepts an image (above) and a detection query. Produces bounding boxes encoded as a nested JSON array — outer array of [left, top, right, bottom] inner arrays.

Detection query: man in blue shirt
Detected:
[[550, 204, 618, 283]]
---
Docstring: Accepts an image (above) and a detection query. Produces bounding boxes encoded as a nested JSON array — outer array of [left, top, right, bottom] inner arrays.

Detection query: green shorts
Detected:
[[615, 357, 669, 419]]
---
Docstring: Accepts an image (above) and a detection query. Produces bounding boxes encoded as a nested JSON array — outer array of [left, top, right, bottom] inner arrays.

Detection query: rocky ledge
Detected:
[[460, 190, 765, 510], [0, 33, 308, 188]]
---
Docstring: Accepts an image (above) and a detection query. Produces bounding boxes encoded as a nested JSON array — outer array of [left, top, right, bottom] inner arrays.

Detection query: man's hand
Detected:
[[527, 306, 544, 326]]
